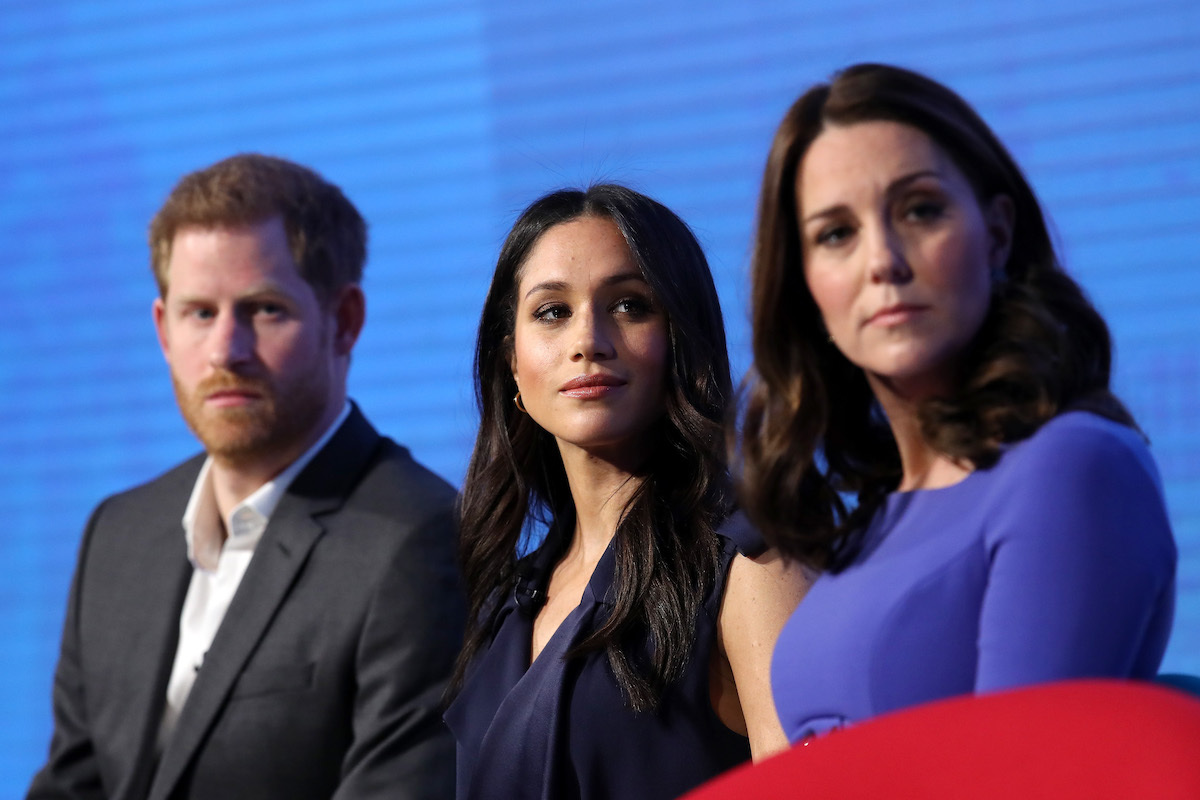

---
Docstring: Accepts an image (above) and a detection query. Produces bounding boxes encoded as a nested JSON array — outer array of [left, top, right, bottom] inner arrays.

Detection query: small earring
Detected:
[[513, 391, 527, 413]]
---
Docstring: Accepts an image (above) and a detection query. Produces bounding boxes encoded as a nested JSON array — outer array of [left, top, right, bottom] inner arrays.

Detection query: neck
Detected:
[[557, 444, 645, 564], [206, 398, 345, 520], [867, 373, 971, 492], [207, 456, 287, 522]]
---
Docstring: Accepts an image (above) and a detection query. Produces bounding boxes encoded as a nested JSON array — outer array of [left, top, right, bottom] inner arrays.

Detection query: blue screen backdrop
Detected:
[[2, 0, 1198, 790]]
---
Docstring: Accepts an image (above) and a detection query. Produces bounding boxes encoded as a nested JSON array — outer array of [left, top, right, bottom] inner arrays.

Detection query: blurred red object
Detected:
[[684, 680, 1200, 799]]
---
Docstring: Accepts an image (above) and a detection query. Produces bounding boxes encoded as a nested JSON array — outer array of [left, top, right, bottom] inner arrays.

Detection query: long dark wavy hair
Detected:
[[452, 184, 735, 711], [737, 63, 1135, 569]]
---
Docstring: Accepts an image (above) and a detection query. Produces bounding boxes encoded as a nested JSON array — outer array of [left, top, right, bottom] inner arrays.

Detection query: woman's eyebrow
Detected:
[[522, 272, 647, 300], [801, 169, 942, 226]]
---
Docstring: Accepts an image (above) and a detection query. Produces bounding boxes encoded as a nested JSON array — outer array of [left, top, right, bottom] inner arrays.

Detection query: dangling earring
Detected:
[[513, 392, 527, 413]]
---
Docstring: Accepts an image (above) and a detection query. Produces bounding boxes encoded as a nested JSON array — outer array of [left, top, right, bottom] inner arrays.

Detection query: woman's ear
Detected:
[[986, 194, 1015, 276]]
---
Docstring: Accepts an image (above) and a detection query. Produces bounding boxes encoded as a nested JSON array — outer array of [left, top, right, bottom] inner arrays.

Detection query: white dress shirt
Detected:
[[158, 402, 351, 747]]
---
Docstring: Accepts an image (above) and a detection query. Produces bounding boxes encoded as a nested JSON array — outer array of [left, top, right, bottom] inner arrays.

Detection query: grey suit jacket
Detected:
[[27, 405, 464, 800]]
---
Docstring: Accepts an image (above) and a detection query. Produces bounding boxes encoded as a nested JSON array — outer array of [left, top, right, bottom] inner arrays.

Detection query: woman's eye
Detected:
[[905, 200, 945, 222], [612, 296, 653, 316], [533, 303, 569, 322], [815, 224, 853, 247]]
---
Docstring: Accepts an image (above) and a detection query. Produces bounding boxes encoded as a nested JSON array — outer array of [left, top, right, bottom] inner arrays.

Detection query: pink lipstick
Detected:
[[559, 373, 626, 399], [866, 303, 928, 327]]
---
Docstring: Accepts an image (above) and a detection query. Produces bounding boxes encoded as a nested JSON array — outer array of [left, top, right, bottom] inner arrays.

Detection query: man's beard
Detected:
[[172, 368, 330, 468]]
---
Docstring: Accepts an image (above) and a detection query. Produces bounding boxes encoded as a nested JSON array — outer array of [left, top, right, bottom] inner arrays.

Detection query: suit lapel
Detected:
[[116, 505, 194, 800], [148, 407, 381, 800]]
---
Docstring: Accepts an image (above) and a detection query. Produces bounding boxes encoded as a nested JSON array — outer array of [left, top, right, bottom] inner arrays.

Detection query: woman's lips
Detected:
[[559, 373, 626, 399], [865, 303, 928, 327]]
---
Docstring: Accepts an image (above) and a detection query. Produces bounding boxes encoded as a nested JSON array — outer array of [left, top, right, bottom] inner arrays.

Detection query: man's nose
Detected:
[[208, 314, 255, 368]]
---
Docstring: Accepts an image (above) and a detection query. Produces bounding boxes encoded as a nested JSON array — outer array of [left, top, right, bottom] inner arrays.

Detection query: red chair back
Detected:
[[685, 680, 1200, 799]]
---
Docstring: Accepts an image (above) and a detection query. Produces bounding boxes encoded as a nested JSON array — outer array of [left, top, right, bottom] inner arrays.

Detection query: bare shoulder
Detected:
[[715, 546, 812, 759], [722, 547, 812, 625]]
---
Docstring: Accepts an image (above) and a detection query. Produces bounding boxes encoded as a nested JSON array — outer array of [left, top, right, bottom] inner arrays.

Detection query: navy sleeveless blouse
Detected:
[[445, 517, 756, 800]]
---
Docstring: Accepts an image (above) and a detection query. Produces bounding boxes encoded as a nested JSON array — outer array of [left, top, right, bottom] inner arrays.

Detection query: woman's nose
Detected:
[[571, 309, 615, 361], [866, 225, 913, 285]]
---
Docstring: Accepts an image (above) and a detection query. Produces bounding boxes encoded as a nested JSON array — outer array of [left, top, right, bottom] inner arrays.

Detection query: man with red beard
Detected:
[[28, 154, 462, 800]]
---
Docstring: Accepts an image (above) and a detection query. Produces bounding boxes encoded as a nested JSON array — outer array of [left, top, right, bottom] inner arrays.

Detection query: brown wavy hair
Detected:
[[737, 63, 1135, 569], [451, 185, 734, 711], [149, 153, 366, 303]]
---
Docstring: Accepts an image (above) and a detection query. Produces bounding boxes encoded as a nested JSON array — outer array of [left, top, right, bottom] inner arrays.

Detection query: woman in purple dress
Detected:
[[446, 185, 807, 799], [737, 64, 1176, 742]]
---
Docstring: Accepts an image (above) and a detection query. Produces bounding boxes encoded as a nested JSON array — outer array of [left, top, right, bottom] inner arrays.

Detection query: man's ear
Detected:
[[331, 284, 366, 356], [986, 194, 1015, 275], [152, 297, 171, 361]]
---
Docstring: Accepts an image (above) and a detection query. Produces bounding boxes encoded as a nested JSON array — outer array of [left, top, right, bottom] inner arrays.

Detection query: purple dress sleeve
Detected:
[[976, 412, 1176, 689], [770, 412, 1176, 743]]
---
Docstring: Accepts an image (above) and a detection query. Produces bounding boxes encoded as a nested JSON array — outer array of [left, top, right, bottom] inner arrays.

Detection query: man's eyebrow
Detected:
[[170, 285, 292, 305]]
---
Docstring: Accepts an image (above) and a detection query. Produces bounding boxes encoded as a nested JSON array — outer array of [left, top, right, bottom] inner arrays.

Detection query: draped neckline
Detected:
[[525, 525, 618, 669], [444, 525, 619, 800]]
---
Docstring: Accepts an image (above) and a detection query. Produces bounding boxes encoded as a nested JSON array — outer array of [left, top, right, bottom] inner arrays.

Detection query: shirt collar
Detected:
[[181, 401, 352, 571]]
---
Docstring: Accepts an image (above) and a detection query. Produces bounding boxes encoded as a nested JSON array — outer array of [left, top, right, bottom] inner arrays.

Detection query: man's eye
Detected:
[[257, 303, 287, 317]]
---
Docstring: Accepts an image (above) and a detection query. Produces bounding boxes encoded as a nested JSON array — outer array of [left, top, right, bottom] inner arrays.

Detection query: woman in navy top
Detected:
[[737, 64, 1176, 741], [446, 185, 807, 799]]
